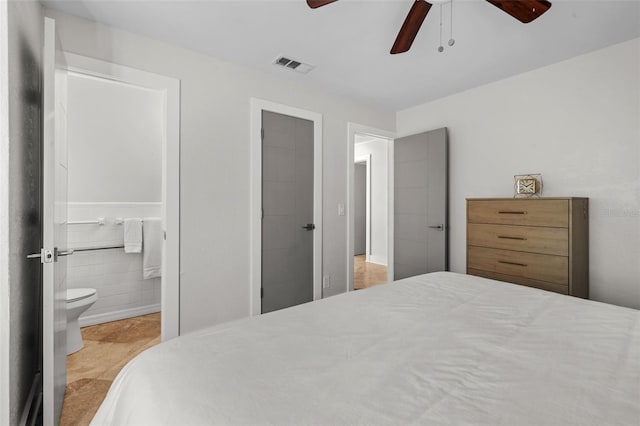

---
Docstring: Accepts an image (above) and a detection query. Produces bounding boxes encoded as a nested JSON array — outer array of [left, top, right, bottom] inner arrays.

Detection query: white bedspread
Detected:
[[92, 272, 640, 425]]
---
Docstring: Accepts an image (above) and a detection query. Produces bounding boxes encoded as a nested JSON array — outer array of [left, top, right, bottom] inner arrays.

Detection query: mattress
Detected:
[[91, 272, 640, 425]]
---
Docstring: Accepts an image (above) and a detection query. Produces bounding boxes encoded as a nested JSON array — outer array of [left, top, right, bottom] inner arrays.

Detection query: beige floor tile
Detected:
[[60, 379, 113, 426], [66, 341, 133, 384], [81, 316, 160, 344], [61, 313, 160, 426]]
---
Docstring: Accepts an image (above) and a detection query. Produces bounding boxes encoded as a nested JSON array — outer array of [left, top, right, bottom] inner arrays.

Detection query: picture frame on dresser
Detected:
[[466, 198, 589, 298]]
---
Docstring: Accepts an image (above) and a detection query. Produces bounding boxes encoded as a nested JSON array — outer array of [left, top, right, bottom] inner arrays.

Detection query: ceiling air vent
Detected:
[[273, 56, 315, 74]]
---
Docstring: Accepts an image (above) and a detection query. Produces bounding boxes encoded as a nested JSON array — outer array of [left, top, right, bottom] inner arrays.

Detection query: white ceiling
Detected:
[[43, 0, 640, 111]]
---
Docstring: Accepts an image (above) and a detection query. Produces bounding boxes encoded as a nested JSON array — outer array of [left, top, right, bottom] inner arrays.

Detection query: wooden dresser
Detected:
[[467, 198, 588, 297]]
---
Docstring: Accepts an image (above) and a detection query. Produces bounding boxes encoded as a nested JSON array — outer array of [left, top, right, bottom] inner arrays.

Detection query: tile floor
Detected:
[[354, 255, 388, 290], [60, 313, 161, 426]]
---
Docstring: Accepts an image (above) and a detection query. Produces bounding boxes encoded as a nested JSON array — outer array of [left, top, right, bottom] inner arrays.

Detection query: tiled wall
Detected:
[[67, 202, 162, 326]]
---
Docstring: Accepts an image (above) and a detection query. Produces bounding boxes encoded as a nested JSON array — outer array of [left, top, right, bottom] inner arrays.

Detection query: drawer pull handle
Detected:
[[497, 235, 527, 241], [498, 211, 527, 215], [498, 260, 528, 267]]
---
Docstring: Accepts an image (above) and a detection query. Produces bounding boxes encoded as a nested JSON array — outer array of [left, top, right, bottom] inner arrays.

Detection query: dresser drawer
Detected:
[[468, 246, 568, 285], [468, 269, 569, 295], [468, 223, 568, 256], [468, 199, 569, 227]]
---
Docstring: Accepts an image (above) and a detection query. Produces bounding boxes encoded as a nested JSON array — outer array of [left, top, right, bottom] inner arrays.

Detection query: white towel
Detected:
[[123, 218, 143, 253], [143, 218, 163, 280]]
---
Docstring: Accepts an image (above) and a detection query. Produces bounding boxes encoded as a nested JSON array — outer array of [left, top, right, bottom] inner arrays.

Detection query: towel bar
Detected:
[[68, 217, 105, 226], [115, 218, 145, 225]]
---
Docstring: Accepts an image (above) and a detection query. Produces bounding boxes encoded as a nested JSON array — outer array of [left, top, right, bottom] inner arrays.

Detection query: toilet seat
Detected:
[[67, 288, 97, 303]]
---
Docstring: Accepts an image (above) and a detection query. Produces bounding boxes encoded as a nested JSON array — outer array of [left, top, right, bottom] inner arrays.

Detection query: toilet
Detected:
[[66, 288, 98, 355]]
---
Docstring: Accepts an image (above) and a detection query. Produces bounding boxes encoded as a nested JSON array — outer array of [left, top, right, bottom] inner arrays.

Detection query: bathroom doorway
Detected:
[[55, 54, 179, 424], [64, 71, 165, 329]]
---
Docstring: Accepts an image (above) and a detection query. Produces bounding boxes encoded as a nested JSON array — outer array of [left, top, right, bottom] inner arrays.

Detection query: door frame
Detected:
[[43, 17, 63, 426], [354, 154, 371, 259], [249, 98, 323, 316], [347, 123, 395, 292], [59, 52, 181, 340], [0, 3, 8, 422]]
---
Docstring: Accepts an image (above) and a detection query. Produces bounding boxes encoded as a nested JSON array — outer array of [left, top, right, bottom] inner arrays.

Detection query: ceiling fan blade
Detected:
[[486, 0, 552, 23], [391, 0, 432, 55], [307, 0, 338, 9]]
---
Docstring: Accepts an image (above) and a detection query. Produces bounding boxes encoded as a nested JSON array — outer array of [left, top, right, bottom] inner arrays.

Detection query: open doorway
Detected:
[[349, 129, 394, 291], [55, 53, 179, 424]]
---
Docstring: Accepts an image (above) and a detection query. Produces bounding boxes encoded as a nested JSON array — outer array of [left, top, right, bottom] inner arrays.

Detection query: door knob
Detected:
[[428, 224, 444, 231], [301, 224, 316, 231]]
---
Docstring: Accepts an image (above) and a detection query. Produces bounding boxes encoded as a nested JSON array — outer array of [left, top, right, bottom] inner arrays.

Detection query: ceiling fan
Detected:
[[306, 0, 552, 54]]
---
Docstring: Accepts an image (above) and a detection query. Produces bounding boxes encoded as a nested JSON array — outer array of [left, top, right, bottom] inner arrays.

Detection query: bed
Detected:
[[91, 272, 640, 425]]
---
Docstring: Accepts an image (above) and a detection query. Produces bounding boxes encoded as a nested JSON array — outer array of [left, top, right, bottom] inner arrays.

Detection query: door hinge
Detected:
[[261, 287, 264, 299], [261, 128, 264, 141]]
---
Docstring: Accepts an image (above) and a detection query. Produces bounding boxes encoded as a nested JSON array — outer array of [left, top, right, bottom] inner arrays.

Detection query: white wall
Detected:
[[355, 137, 388, 265], [67, 73, 163, 202], [46, 9, 396, 333], [397, 38, 640, 309]]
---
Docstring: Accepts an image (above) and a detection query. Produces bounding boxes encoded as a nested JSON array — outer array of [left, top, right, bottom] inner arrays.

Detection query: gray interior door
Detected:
[[394, 128, 448, 280], [354, 163, 367, 256], [262, 111, 314, 313]]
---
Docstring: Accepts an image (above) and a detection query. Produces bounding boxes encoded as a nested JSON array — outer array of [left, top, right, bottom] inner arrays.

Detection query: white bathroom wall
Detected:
[[397, 38, 640, 310], [67, 73, 163, 202], [67, 203, 161, 326], [65, 73, 164, 325], [355, 137, 388, 265]]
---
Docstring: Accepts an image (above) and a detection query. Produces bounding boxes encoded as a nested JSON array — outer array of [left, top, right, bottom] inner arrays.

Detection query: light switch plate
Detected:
[[338, 203, 345, 216]]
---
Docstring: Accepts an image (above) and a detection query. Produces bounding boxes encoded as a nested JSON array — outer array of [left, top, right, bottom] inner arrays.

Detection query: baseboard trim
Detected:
[[79, 304, 161, 327], [367, 255, 387, 266]]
